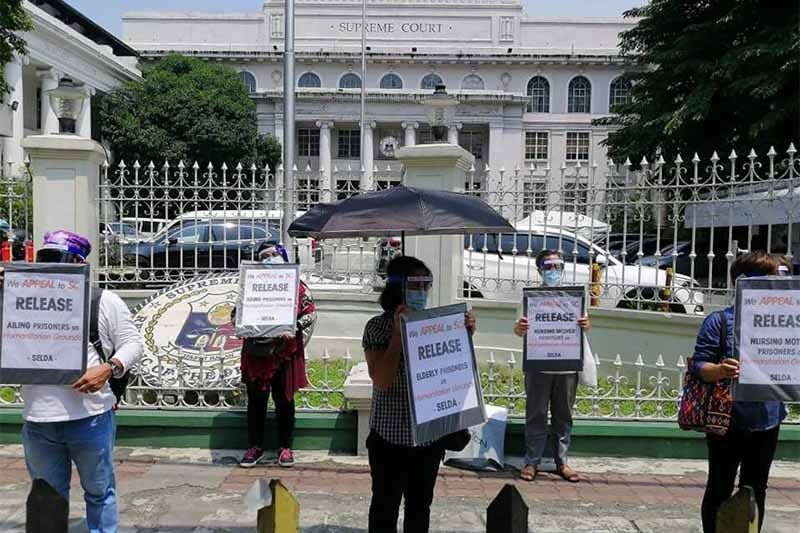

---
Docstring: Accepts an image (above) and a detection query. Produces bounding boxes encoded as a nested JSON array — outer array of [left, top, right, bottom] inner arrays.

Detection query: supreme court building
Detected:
[[123, 0, 636, 193]]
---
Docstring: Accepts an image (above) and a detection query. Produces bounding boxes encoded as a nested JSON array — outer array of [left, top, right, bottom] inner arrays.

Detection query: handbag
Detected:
[[677, 310, 732, 436]]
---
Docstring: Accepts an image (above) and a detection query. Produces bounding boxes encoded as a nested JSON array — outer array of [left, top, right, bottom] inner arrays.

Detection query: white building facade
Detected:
[[0, 0, 141, 176], [124, 0, 635, 196]]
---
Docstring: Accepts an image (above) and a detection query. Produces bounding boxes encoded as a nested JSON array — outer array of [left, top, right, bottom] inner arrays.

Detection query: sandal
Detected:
[[556, 464, 580, 483], [519, 464, 537, 482]]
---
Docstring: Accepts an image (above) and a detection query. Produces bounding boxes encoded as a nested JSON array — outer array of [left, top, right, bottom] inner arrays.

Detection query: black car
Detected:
[[638, 240, 733, 287], [122, 219, 279, 275]]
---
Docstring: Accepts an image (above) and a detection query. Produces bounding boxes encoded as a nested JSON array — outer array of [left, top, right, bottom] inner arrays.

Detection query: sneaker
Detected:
[[277, 448, 295, 468], [239, 447, 263, 468]]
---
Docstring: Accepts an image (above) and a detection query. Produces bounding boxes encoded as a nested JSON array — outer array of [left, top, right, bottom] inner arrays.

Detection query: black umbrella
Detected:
[[288, 186, 514, 251]]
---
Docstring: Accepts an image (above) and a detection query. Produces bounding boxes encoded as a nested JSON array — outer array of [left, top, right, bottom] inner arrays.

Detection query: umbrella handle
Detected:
[[401, 231, 405, 256]]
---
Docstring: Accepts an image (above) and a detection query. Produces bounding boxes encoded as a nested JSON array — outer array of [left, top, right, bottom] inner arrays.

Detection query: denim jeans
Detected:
[[22, 410, 118, 533]]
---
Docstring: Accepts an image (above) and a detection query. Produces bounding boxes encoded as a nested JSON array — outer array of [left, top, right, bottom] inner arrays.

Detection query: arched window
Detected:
[[339, 73, 361, 89], [379, 73, 403, 89], [568, 76, 592, 113], [461, 74, 485, 90], [526, 76, 549, 113], [420, 73, 443, 90], [609, 76, 632, 110], [298, 72, 322, 88], [239, 71, 256, 93]]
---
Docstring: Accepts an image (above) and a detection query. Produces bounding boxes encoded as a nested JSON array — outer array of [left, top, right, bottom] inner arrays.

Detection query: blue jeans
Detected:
[[22, 410, 118, 533]]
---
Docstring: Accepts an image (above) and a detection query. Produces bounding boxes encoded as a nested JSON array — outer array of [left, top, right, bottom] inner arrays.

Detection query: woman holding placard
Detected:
[[235, 243, 317, 469], [362, 255, 477, 533], [691, 251, 787, 533], [513, 249, 594, 483]]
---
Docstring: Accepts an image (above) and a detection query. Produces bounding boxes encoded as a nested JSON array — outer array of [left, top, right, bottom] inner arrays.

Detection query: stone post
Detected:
[[21, 135, 105, 275], [316, 120, 333, 201], [361, 121, 375, 191], [37, 68, 60, 136], [343, 362, 373, 456], [402, 121, 418, 147]]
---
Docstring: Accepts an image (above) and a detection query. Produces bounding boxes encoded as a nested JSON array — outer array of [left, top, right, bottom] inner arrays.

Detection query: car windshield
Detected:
[[109, 223, 137, 236]]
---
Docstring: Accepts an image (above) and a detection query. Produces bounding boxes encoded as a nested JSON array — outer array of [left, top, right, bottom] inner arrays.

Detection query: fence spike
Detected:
[[788, 143, 797, 155], [102, 159, 109, 168], [133, 160, 141, 169], [118, 159, 126, 168], [674, 154, 683, 164], [710, 151, 720, 163], [147, 160, 155, 170], [386, 164, 392, 172], [277, 163, 284, 171], [192, 161, 200, 170], [767, 146, 777, 156], [640, 156, 649, 167], [177, 160, 185, 169], [614, 354, 623, 366], [655, 354, 665, 367], [235, 162, 243, 171], [163, 160, 170, 169], [657, 155, 666, 165], [264, 163, 271, 172], [594, 353, 601, 366], [575, 159, 582, 169], [676, 355, 686, 368], [691, 153, 700, 163], [292, 164, 298, 172], [207, 162, 214, 170], [322, 347, 330, 361], [250, 163, 257, 171], [488, 351, 496, 364], [484, 163, 491, 172], [469, 163, 476, 172], [305, 163, 312, 172], [607, 158, 615, 167], [747, 149, 757, 160], [634, 354, 644, 366], [507, 351, 516, 365], [344, 348, 352, 361], [728, 149, 737, 161], [624, 157, 632, 167]]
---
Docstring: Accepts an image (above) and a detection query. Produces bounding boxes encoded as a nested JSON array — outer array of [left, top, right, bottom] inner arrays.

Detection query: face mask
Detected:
[[542, 270, 562, 287], [263, 256, 285, 265], [405, 289, 429, 311]]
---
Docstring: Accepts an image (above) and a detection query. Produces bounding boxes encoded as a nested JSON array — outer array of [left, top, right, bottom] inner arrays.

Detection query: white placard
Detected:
[[0, 265, 89, 384], [523, 287, 584, 372], [403, 308, 479, 425], [738, 289, 800, 386], [236, 263, 300, 337]]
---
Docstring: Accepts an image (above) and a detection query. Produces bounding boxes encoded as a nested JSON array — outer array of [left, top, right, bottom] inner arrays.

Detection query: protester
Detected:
[[235, 242, 316, 468], [21, 230, 143, 532], [694, 251, 787, 533], [362, 255, 477, 533], [513, 249, 594, 483]]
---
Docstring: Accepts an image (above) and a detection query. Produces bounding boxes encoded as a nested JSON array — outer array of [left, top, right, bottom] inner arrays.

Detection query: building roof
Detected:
[[29, 0, 138, 57]]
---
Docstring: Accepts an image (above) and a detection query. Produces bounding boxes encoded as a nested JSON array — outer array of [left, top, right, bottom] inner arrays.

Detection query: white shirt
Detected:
[[22, 290, 144, 423]]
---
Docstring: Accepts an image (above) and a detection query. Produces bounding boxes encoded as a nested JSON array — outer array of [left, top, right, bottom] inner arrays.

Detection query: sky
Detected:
[[64, 0, 648, 38]]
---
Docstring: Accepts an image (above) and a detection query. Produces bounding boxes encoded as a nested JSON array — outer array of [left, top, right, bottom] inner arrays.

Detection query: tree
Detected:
[[596, 0, 799, 163], [0, 0, 33, 97], [99, 54, 281, 167]]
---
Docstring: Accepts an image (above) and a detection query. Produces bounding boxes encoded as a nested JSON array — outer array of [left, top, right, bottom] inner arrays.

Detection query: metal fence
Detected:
[[0, 168, 32, 261], [2, 346, 798, 422], [98, 144, 799, 315]]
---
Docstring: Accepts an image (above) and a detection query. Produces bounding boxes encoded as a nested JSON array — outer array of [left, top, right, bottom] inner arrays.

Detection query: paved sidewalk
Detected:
[[0, 446, 798, 532]]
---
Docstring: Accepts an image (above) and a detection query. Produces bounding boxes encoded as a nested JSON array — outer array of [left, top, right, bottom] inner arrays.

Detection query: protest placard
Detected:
[[401, 303, 485, 445], [0, 263, 90, 384], [522, 286, 585, 372], [235, 262, 300, 338], [734, 277, 800, 402]]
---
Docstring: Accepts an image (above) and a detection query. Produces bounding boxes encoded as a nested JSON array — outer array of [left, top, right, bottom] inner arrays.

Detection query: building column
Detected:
[[77, 87, 94, 138], [487, 123, 504, 202], [361, 121, 375, 191], [401, 121, 418, 147], [2, 55, 25, 172], [448, 122, 462, 145], [316, 120, 334, 201], [37, 68, 60, 135]]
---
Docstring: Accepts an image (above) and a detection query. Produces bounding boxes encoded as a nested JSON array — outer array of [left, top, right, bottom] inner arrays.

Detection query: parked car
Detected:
[[100, 222, 139, 244], [462, 228, 703, 313], [121, 219, 280, 279], [121, 217, 169, 240], [637, 240, 735, 288]]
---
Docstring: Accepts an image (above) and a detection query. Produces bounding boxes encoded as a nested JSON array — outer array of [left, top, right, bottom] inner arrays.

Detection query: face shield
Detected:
[[539, 257, 564, 287]]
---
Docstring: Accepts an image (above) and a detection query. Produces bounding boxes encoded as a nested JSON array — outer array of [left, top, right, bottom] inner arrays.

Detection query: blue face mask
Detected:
[[405, 289, 429, 311], [542, 270, 562, 287]]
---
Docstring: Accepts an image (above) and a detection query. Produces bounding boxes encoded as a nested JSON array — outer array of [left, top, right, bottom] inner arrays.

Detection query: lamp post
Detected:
[[421, 84, 458, 143], [45, 77, 87, 135]]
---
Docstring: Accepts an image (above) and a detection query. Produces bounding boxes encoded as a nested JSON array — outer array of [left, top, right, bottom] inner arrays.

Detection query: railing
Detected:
[[2, 347, 798, 422], [0, 169, 32, 261], [97, 144, 799, 317]]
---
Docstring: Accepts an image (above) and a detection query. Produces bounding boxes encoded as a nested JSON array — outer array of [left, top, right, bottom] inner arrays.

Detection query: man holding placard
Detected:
[[514, 249, 595, 483], [233, 243, 316, 469], [1, 230, 143, 532]]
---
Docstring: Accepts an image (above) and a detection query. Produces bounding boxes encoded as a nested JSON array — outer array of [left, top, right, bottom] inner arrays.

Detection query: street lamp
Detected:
[[46, 77, 87, 134], [422, 84, 458, 143]]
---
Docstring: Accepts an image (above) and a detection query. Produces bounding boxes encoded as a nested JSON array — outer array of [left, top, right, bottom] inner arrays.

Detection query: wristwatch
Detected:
[[108, 359, 124, 379]]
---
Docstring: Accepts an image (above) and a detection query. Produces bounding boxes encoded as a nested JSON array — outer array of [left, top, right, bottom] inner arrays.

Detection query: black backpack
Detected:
[[90, 289, 130, 405]]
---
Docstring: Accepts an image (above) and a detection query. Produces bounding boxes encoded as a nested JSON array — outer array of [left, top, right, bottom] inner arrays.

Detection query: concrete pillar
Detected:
[[342, 362, 373, 456], [316, 120, 333, 201], [21, 135, 106, 276], [395, 143, 475, 307], [361, 121, 375, 191], [77, 88, 93, 139], [402, 121, 418, 147], [37, 68, 60, 135], [2, 56, 25, 171], [448, 122, 462, 145]]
